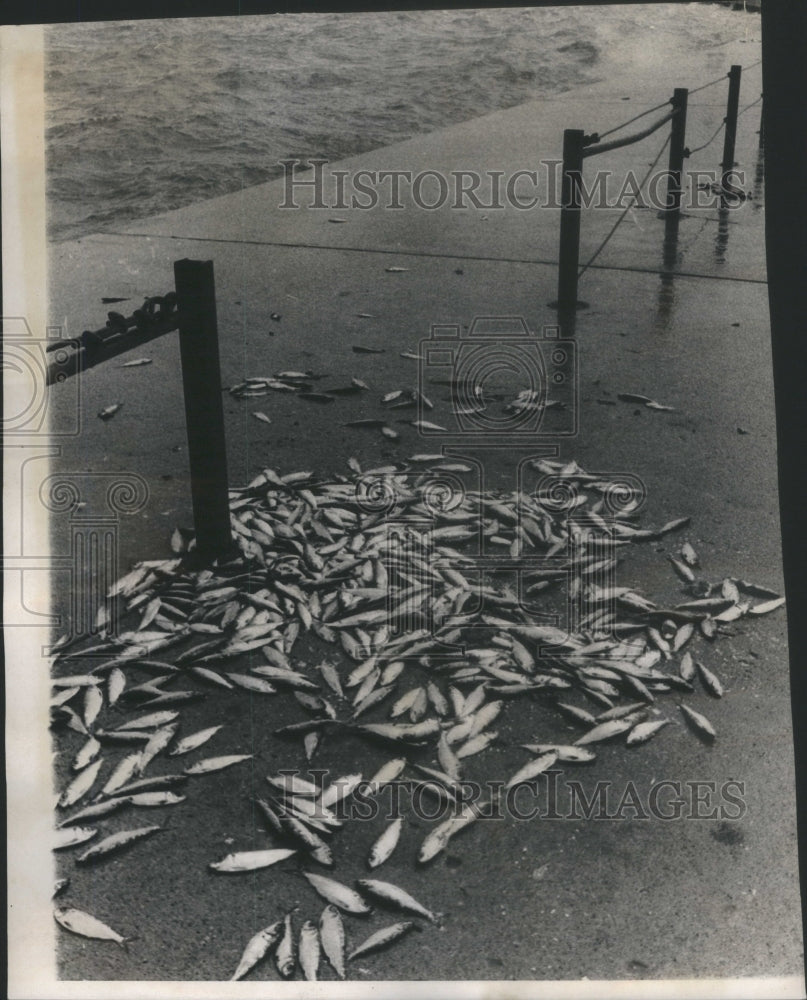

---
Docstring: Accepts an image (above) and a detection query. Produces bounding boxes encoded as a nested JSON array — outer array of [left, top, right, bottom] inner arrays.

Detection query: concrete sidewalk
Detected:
[[42, 37, 803, 990]]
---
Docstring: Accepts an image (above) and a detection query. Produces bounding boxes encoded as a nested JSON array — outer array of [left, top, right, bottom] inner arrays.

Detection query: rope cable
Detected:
[[578, 133, 672, 279]]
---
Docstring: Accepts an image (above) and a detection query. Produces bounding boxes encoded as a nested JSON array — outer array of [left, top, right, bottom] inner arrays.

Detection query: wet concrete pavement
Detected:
[[36, 36, 805, 995]]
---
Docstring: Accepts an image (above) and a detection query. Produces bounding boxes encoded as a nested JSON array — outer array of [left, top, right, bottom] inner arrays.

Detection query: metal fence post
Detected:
[[173, 258, 233, 561], [665, 88, 689, 215], [721, 64, 743, 190], [556, 128, 586, 312]]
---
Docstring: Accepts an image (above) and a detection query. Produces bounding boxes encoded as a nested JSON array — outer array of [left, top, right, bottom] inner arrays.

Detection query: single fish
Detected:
[[320, 773, 363, 808], [504, 752, 558, 789], [168, 725, 223, 756], [748, 596, 786, 615], [53, 826, 98, 851], [626, 719, 670, 746], [76, 824, 161, 863], [319, 904, 346, 978], [574, 718, 635, 746], [120, 358, 152, 367], [210, 848, 296, 873], [58, 758, 103, 808], [357, 878, 438, 923], [696, 661, 724, 697], [185, 754, 253, 775], [299, 920, 320, 981], [252, 411, 272, 425], [230, 919, 283, 981], [302, 871, 372, 914], [97, 403, 122, 420], [348, 921, 417, 961], [101, 752, 143, 796], [520, 744, 596, 763], [368, 817, 404, 868], [54, 906, 127, 947], [680, 703, 717, 741], [127, 791, 186, 807], [275, 911, 296, 978]]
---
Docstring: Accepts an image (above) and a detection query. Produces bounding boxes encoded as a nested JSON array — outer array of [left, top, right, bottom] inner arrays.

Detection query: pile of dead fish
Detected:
[[50, 455, 785, 979]]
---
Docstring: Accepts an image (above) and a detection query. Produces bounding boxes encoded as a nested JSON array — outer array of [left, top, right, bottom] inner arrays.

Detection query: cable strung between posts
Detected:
[[577, 133, 672, 279], [595, 98, 672, 142], [687, 72, 731, 97], [685, 119, 726, 158], [737, 93, 763, 118]]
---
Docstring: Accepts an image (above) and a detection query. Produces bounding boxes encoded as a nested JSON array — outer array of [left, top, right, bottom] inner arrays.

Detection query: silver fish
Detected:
[[54, 906, 127, 946], [299, 920, 320, 981], [356, 878, 438, 923], [348, 921, 417, 961], [230, 919, 283, 981], [319, 905, 346, 978], [367, 816, 403, 868]]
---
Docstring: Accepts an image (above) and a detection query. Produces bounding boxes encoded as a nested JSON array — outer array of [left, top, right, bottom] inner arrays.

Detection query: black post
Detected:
[[555, 128, 586, 313], [173, 259, 233, 561], [721, 64, 743, 191], [665, 88, 689, 216]]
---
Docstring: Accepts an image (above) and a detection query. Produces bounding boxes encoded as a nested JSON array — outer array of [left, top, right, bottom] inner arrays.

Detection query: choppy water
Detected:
[[45, 4, 751, 242]]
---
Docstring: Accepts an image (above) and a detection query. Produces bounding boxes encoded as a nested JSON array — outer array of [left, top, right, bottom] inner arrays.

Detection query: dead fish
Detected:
[[352, 346, 386, 354], [680, 703, 717, 741], [455, 730, 498, 759], [72, 736, 101, 772], [97, 403, 122, 420], [225, 673, 277, 695], [267, 773, 321, 797], [77, 824, 161, 863], [556, 702, 597, 726], [127, 791, 186, 807], [411, 420, 447, 432], [299, 920, 320, 981], [385, 266, 409, 273], [520, 745, 596, 764], [53, 878, 70, 898], [252, 411, 272, 425], [319, 904, 346, 979], [626, 719, 669, 746], [748, 596, 786, 615], [381, 426, 400, 440], [680, 651, 696, 682], [357, 719, 441, 743], [669, 556, 695, 583], [696, 661, 724, 697], [53, 826, 98, 850], [680, 542, 699, 566], [115, 710, 179, 731], [58, 758, 103, 808], [210, 848, 296, 873], [617, 392, 653, 404], [302, 872, 372, 914], [366, 757, 407, 794], [645, 400, 675, 411], [504, 752, 558, 789], [348, 921, 418, 961], [101, 753, 143, 796], [230, 919, 283, 981], [346, 418, 386, 428], [54, 906, 127, 947], [275, 912, 296, 978], [320, 773, 363, 808], [368, 816, 404, 868], [168, 725, 223, 756], [575, 718, 636, 746], [185, 754, 253, 775], [357, 878, 438, 923]]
